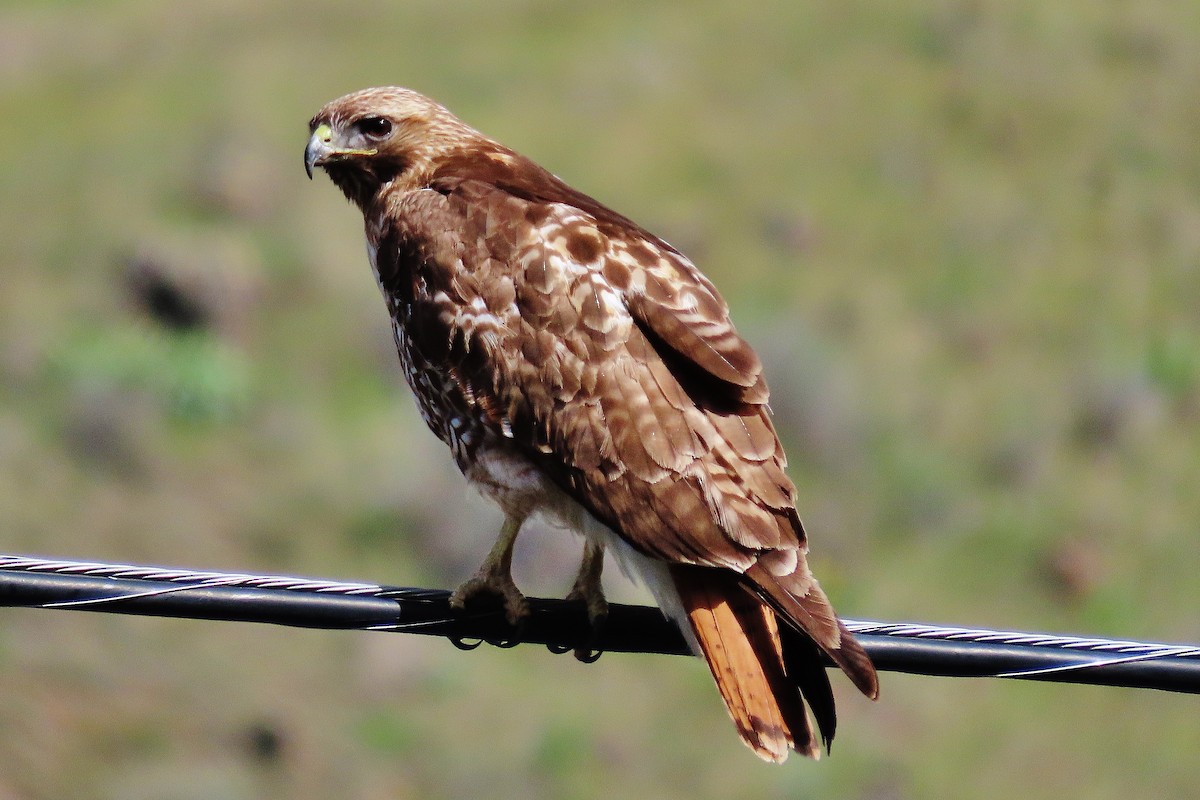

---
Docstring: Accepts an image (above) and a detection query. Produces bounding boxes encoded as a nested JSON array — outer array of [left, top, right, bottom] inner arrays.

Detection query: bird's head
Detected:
[[305, 86, 478, 208]]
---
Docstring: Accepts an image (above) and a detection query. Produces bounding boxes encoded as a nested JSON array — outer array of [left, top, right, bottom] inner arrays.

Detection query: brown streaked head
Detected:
[[304, 86, 481, 208]]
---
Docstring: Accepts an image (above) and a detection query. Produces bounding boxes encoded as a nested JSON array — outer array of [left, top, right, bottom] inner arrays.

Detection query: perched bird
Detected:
[[305, 87, 877, 761]]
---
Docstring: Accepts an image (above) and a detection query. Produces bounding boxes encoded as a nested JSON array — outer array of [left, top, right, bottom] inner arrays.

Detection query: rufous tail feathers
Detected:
[[670, 563, 878, 762]]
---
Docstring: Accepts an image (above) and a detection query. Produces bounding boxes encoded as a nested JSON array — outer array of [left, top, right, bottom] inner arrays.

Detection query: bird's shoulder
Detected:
[[371, 150, 766, 400]]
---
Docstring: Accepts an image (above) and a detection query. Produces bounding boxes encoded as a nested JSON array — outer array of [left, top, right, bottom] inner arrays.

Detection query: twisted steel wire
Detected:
[[1, 553, 1197, 693]]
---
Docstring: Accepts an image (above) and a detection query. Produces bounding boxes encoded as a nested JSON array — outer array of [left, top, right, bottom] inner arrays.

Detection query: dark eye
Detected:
[[358, 116, 393, 139]]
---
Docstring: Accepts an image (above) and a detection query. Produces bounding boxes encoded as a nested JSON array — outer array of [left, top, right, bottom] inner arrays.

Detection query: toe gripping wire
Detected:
[[2, 554, 1199, 693]]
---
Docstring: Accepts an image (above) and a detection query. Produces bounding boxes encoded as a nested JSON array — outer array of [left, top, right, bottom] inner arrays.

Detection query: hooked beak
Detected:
[[304, 122, 377, 179]]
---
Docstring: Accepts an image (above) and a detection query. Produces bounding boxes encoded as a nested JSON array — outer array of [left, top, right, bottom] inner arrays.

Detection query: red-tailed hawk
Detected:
[[305, 87, 877, 761]]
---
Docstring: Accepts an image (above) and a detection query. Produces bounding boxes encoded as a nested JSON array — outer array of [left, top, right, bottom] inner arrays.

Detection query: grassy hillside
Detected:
[[1, 1, 1198, 798]]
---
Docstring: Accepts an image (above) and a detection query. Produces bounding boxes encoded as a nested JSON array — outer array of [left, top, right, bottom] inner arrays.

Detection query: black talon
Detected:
[[575, 647, 603, 664]]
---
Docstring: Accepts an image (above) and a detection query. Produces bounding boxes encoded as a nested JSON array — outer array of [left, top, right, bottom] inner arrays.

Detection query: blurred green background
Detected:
[[2, 1, 1199, 798]]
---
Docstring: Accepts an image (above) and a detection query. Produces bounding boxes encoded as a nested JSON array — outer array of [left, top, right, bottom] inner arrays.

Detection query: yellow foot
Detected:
[[450, 569, 530, 627]]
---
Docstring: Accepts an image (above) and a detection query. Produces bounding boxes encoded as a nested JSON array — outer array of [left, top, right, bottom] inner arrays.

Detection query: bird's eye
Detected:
[[358, 116, 393, 139]]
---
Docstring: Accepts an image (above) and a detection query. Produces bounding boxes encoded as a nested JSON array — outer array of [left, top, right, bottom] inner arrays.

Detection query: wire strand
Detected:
[[2, 553, 1197, 693]]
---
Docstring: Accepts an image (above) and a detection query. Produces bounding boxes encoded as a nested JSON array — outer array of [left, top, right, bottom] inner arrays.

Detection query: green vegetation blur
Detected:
[[1, 2, 1198, 798]]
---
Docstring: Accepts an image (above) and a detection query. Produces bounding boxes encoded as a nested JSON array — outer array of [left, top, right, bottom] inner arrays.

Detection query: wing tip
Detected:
[[747, 562, 880, 701], [835, 620, 881, 700]]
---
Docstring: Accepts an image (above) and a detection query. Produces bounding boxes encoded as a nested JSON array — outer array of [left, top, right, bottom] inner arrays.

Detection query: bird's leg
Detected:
[[450, 513, 530, 626], [566, 539, 608, 624], [566, 540, 609, 660]]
